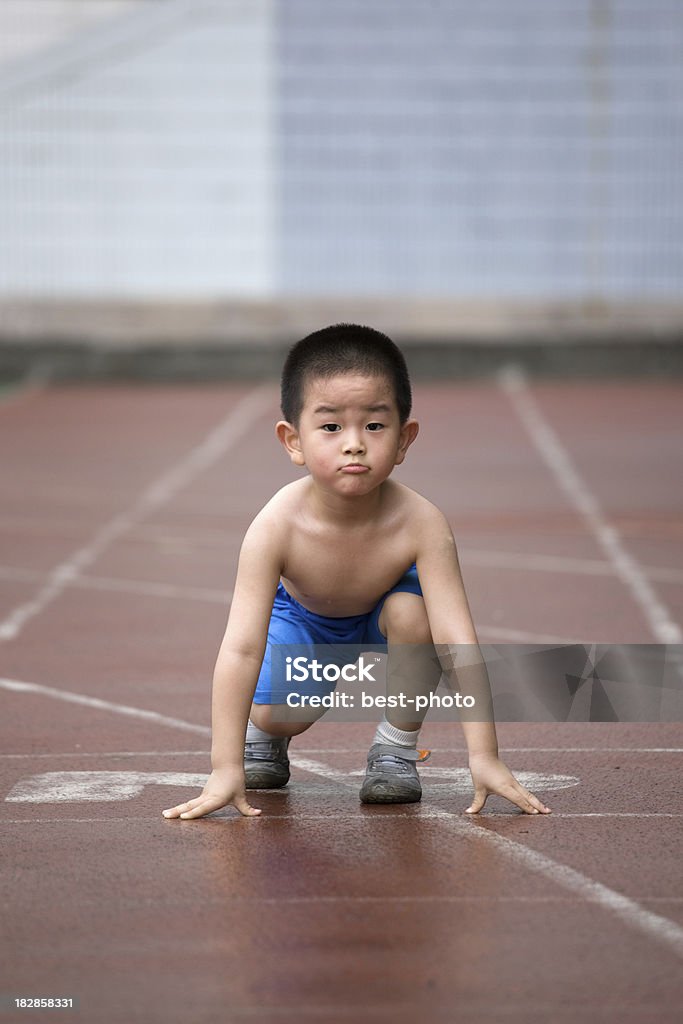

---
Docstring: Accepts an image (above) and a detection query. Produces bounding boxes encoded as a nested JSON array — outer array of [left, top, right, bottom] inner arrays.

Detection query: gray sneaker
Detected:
[[359, 743, 431, 804], [244, 736, 291, 789]]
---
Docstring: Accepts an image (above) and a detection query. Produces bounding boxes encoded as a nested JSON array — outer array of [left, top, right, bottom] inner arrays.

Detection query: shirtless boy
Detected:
[[162, 324, 551, 820]]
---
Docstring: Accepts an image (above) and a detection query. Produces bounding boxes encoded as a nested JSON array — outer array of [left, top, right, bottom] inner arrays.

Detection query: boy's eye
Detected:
[[321, 423, 341, 432], [366, 422, 384, 431]]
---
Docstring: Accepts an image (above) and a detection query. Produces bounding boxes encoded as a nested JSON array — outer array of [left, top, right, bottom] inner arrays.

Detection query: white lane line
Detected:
[[286, 756, 356, 783], [251, 753, 683, 958], [494, 748, 683, 754], [463, 548, 683, 587], [295, 747, 683, 755], [0, 521, 244, 546], [0, 565, 232, 604], [0, 558, 573, 642], [3, 814, 683, 826], [0, 677, 210, 736], [498, 366, 682, 645], [432, 805, 683, 959], [0, 383, 274, 643], [55, 574, 231, 605], [0, 750, 212, 759], [0, 734, 681, 758], [476, 625, 584, 644], [546, 813, 683, 818]]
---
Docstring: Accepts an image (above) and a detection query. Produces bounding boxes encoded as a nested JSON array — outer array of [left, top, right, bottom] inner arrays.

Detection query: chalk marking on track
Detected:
[[498, 366, 682, 646], [0, 383, 274, 643], [5, 771, 211, 802], [431, 805, 683, 959], [0, 677, 211, 736]]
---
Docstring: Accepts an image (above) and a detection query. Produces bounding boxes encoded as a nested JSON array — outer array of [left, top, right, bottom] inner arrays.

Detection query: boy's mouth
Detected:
[[341, 463, 369, 474]]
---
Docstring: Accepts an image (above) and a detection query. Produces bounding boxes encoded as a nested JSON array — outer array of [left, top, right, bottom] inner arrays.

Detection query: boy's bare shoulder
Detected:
[[390, 481, 450, 529], [243, 480, 308, 539], [388, 483, 456, 563]]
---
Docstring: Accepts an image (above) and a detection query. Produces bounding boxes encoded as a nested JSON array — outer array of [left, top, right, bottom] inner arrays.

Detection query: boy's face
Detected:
[[277, 372, 418, 496]]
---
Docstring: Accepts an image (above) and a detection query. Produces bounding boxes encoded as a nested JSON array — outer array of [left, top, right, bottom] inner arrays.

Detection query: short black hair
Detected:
[[281, 323, 412, 426]]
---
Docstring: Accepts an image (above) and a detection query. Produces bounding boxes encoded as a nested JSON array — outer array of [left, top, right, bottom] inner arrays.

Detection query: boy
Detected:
[[163, 324, 551, 820]]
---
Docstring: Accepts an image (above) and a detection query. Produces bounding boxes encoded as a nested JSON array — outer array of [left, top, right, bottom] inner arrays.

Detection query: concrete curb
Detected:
[[2, 298, 682, 380], [2, 336, 682, 382]]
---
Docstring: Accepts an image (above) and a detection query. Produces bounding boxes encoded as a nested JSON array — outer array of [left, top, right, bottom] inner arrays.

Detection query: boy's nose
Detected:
[[342, 432, 366, 454]]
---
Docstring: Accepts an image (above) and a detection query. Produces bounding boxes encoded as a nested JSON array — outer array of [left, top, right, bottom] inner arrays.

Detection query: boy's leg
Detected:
[[245, 582, 333, 789], [378, 591, 441, 732], [361, 591, 442, 803], [249, 702, 324, 737], [244, 706, 322, 790]]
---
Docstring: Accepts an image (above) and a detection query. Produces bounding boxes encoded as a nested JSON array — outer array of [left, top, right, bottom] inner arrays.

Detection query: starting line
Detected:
[[4, 768, 580, 803]]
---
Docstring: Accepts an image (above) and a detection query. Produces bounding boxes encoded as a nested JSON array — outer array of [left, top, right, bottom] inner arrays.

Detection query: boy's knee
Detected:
[[380, 592, 432, 643], [250, 702, 322, 736]]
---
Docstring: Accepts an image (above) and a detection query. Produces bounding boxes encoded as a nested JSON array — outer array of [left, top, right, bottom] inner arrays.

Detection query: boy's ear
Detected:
[[276, 420, 306, 466], [395, 418, 419, 466]]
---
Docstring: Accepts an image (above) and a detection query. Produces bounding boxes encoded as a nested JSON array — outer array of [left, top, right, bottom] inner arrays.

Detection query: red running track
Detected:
[[1, 378, 682, 1023]]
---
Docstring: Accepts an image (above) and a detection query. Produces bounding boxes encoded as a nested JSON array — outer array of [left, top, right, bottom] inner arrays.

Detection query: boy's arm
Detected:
[[415, 505, 551, 815], [162, 514, 283, 820]]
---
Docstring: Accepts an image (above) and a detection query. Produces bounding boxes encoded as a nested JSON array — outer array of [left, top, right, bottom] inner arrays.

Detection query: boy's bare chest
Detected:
[[281, 522, 417, 616]]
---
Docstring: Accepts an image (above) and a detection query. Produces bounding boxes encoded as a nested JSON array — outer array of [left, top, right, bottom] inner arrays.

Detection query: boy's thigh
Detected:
[[253, 588, 356, 706]]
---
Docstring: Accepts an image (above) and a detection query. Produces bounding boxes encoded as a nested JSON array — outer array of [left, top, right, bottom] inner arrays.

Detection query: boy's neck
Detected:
[[308, 479, 386, 524]]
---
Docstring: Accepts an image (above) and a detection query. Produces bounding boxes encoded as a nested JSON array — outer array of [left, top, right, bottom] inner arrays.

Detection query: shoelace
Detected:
[[244, 739, 288, 762], [367, 747, 431, 774], [369, 752, 414, 774]]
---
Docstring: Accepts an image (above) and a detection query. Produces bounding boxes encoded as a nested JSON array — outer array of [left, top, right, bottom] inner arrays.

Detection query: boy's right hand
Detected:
[[162, 767, 262, 820]]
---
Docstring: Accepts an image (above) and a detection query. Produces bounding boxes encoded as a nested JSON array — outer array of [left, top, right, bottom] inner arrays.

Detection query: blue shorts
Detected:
[[253, 564, 422, 704]]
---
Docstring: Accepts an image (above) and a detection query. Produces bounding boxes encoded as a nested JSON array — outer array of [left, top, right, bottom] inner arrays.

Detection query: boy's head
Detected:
[[280, 323, 412, 427]]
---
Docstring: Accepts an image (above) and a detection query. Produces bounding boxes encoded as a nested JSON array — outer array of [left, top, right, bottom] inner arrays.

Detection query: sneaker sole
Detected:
[[244, 769, 290, 790], [359, 784, 422, 804]]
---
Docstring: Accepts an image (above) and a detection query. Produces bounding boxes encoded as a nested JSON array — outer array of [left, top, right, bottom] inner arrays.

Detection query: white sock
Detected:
[[246, 719, 276, 742], [373, 716, 420, 749]]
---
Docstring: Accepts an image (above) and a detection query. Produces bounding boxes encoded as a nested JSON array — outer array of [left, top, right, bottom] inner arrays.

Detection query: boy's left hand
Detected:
[[466, 752, 551, 815]]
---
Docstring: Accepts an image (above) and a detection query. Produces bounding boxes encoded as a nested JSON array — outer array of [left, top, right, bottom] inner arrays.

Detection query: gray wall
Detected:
[[0, 0, 681, 301], [277, 0, 683, 298], [0, 0, 273, 297]]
